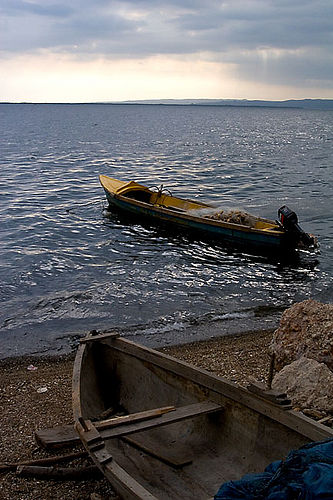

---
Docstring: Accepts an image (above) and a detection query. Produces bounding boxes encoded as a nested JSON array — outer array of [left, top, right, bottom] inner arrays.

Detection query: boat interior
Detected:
[[76, 338, 311, 500], [112, 180, 279, 231], [117, 181, 208, 212]]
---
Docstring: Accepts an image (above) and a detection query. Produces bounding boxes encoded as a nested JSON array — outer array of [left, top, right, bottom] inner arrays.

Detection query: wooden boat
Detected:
[[73, 332, 333, 500], [99, 175, 317, 254]]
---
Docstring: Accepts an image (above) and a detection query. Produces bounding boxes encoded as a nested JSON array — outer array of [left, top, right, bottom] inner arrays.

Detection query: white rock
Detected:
[[270, 300, 333, 371], [272, 356, 333, 412]]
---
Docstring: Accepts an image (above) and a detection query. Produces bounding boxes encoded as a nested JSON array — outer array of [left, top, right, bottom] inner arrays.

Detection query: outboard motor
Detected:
[[278, 205, 316, 248]]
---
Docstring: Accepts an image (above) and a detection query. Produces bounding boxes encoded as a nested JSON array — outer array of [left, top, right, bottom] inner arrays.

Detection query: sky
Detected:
[[1, 0, 333, 102]]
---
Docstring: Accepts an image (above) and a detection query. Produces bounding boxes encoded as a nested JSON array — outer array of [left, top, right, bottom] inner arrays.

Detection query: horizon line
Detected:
[[1, 97, 333, 109]]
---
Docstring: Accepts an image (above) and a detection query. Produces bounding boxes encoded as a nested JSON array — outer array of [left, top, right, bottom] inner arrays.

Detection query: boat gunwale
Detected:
[[73, 336, 333, 444], [112, 192, 284, 237]]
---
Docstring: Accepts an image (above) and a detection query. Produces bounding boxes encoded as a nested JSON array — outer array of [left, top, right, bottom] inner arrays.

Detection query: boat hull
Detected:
[[101, 182, 292, 255], [73, 335, 333, 500]]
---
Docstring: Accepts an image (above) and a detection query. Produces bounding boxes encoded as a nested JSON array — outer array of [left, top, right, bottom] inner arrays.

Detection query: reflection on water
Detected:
[[0, 104, 332, 357]]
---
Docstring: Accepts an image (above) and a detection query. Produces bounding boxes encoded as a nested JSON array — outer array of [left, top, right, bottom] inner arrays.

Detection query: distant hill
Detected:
[[120, 99, 333, 110], [2, 99, 333, 109]]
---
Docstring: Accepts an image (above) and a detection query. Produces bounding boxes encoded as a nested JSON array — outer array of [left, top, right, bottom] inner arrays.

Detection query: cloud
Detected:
[[1, 0, 73, 17], [1, 0, 332, 97], [2, 1, 332, 54]]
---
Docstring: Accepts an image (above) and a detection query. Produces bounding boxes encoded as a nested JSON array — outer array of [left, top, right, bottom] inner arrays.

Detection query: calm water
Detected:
[[0, 103, 332, 358]]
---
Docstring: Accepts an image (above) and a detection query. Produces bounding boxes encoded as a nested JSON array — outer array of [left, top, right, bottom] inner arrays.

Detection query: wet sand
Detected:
[[0, 329, 273, 500]]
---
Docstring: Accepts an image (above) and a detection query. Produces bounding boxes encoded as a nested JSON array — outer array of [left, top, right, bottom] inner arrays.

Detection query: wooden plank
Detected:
[[96, 406, 175, 430], [247, 382, 292, 408], [35, 424, 80, 449], [35, 407, 175, 449], [0, 450, 87, 473], [247, 381, 286, 397], [122, 434, 193, 468], [99, 401, 223, 441], [16, 464, 101, 480], [102, 459, 158, 500]]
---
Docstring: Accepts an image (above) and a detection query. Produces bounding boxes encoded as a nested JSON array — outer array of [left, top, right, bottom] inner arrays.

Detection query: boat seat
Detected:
[[37, 402, 223, 451], [76, 401, 223, 446], [96, 401, 223, 441]]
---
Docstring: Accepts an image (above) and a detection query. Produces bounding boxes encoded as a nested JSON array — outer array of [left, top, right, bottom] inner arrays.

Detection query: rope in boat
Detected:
[[149, 184, 173, 197]]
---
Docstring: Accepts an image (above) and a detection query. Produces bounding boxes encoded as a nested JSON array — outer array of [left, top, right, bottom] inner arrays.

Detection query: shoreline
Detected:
[[0, 307, 281, 361], [0, 329, 273, 499]]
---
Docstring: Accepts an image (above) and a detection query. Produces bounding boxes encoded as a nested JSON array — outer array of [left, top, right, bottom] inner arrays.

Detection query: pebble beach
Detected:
[[0, 329, 273, 500]]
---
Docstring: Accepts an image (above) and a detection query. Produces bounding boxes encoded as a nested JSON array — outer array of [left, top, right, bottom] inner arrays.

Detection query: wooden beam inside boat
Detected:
[[95, 401, 223, 441], [35, 406, 175, 448], [96, 406, 176, 430]]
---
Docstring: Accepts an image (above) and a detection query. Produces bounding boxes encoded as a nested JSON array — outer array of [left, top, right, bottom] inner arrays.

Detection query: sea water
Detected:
[[0, 103, 332, 358]]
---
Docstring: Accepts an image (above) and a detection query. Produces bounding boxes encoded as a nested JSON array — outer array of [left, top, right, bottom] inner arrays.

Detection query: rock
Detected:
[[272, 356, 333, 412], [90, 494, 103, 500], [302, 408, 326, 420], [270, 300, 333, 371]]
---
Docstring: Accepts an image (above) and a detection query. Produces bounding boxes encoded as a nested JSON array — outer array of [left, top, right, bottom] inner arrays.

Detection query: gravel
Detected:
[[0, 330, 273, 499]]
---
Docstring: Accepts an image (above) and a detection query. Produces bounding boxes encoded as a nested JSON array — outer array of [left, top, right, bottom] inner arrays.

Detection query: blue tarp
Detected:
[[215, 439, 333, 499]]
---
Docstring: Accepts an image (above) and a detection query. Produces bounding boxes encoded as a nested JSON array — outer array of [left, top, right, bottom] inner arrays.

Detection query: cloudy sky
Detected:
[[1, 0, 333, 102]]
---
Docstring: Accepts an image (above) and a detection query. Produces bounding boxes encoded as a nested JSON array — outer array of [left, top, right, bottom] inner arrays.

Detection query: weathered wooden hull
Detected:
[[100, 175, 295, 254], [108, 193, 287, 251], [72, 334, 333, 500]]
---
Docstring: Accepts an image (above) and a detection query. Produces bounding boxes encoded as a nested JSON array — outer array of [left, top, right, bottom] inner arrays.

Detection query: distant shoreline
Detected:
[[1, 98, 333, 110]]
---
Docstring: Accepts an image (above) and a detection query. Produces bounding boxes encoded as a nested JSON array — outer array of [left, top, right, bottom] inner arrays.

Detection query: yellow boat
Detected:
[[100, 175, 317, 254]]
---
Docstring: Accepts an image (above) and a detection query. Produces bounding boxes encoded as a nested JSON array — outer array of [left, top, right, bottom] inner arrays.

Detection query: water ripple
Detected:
[[0, 104, 332, 356]]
